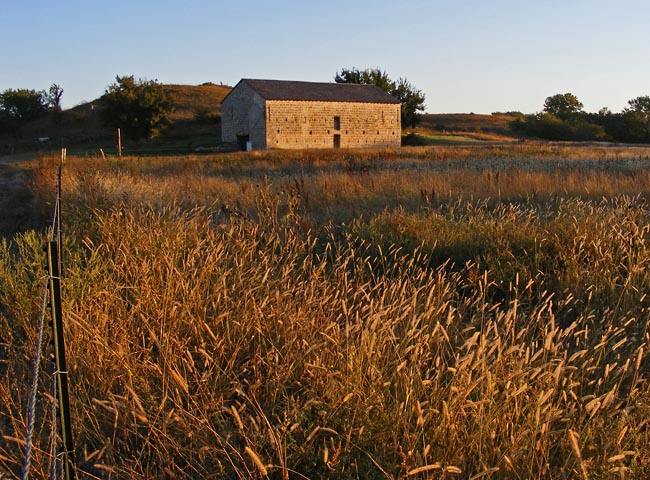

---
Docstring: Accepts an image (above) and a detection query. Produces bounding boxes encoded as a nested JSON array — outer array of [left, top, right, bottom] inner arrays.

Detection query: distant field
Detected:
[[420, 113, 519, 133], [1, 144, 649, 479]]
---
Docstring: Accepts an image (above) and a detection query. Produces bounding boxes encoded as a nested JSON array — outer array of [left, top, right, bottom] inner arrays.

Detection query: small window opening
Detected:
[[334, 116, 341, 130]]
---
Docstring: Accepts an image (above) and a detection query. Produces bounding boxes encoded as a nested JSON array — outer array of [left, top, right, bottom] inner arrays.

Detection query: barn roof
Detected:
[[229, 79, 401, 104]]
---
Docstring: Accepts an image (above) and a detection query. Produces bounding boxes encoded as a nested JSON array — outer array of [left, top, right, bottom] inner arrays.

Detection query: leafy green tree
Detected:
[[335, 67, 426, 129], [335, 67, 394, 92], [392, 77, 426, 130], [622, 95, 650, 142], [101, 75, 174, 140], [543, 93, 584, 120], [511, 112, 606, 141], [0, 88, 47, 123]]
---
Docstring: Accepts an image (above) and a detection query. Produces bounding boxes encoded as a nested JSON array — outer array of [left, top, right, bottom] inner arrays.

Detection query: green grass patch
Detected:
[[402, 132, 483, 146]]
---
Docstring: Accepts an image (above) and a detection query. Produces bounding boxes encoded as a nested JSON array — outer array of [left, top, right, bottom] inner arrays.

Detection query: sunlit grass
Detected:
[[1, 144, 649, 479]]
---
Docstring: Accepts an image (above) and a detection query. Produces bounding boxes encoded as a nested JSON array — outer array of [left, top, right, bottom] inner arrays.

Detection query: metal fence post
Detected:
[[47, 240, 76, 480]]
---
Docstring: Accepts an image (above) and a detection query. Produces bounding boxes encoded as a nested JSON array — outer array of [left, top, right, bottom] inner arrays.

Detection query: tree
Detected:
[[511, 111, 606, 142], [543, 93, 584, 120], [622, 95, 650, 142], [392, 77, 426, 130], [45, 84, 64, 111], [101, 75, 174, 140], [0, 88, 47, 123], [335, 67, 394, 92], [626, 95, 650, 115], [335, 67, 426, 129]]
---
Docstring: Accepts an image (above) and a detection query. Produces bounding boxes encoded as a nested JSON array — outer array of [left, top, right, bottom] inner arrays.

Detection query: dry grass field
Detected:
[[1, 143, 650, 479]]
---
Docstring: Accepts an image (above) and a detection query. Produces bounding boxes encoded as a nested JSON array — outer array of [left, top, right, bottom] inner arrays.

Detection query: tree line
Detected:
[[0, 84, 63, 133], [4, 74, 648, 145], [511, 93, 650, 143]]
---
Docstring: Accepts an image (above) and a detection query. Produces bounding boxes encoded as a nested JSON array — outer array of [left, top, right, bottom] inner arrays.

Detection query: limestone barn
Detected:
[[221, 79, 401, 150]]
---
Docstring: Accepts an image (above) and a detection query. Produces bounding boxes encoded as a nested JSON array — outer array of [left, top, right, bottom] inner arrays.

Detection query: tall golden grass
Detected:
[[1, 144, 649, 479]]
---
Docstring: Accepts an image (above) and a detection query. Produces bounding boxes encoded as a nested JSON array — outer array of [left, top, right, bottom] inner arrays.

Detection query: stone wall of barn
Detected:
[[220, 82, 267, 149], [265, 100, 401, 149]]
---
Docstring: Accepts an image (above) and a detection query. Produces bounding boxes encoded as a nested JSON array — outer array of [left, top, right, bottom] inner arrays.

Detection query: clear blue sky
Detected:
[[2, 0, 649, 114]]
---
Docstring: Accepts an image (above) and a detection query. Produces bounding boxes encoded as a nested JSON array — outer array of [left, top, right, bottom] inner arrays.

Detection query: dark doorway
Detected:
[[236, 135, 250, 151], [333, 134, 341, 148]]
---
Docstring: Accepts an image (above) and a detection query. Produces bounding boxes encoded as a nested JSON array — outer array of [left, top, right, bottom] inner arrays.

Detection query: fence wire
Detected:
[[21, 150, 65, 480]]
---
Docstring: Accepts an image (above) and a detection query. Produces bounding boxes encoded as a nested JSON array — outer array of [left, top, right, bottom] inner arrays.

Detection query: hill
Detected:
[[1, 82, 524, 155], [0, 83, 231, 156], [166, 83, 231, 122]]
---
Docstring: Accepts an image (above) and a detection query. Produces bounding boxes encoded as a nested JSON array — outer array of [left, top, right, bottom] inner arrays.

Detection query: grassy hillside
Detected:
[[1, 144, 649, 478], [167, 83, 231, 121], [0, 83, 231, 156], [1, 82, 529, 156]]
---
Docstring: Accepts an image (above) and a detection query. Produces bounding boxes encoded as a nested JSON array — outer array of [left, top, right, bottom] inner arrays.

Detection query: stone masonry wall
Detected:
[[265, 100, 401, 149], [221, 83, 267, 149]]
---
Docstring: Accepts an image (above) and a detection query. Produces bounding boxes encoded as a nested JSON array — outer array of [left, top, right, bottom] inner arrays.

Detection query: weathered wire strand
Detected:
[[22, 155, 63, 480], [21, 279, 51, 480]]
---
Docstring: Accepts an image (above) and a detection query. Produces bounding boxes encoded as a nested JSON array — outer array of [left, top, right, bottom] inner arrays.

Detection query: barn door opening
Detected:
[[236, 134, 250, 151], [333, 134, 341, 148]]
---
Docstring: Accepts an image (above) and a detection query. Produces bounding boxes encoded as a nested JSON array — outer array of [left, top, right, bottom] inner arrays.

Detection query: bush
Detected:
[[512, 113, 606, 141], [401, 132, 428, 146]]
